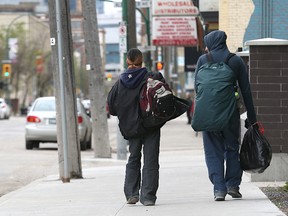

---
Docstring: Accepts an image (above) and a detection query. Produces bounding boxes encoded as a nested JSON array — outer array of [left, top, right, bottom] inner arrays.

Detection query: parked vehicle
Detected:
[[25, 97, 92, 150], [81, 99, 91, 117], [0, 98, 11, 120]]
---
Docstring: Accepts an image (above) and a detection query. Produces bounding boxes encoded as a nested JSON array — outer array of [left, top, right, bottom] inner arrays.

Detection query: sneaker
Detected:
[[141, 200, 155, 206], [228, 188, 242, 198], [214, 191, 226, 201], [127, 197, 139, 204]]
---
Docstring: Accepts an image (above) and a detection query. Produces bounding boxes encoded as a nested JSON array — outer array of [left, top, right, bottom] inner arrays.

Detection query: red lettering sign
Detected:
[[152, 16, 198, 46]]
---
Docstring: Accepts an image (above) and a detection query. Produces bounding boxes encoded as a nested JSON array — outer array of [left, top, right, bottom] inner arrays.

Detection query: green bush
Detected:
[[283, 182, 288, 191]]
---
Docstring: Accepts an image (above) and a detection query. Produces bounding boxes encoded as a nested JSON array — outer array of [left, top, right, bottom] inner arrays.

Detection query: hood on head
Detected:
[[120, 67, 147, 89], [204, 30, 227, 52]]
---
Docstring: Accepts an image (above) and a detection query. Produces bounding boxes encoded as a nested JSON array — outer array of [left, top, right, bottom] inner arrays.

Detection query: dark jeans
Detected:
[[124, 129, 161, 203], [202, 112, 242, 193]]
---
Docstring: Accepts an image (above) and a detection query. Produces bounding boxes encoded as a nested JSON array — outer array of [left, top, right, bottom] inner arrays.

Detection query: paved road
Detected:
[[0, 116, 118, 197]]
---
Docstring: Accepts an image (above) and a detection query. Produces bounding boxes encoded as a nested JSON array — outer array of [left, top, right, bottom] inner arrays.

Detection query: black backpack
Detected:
[[139, 72, 176, 128]]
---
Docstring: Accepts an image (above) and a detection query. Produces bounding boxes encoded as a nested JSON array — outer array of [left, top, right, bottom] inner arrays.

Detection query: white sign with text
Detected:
[[152, 16, 198, 46], [152, 0, 199, 16]]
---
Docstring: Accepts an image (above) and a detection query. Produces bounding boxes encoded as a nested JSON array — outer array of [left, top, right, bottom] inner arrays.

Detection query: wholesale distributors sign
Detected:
[[152, 0, 199, 16], [152, 0, 199, 46], [152, 16, 197, 46]]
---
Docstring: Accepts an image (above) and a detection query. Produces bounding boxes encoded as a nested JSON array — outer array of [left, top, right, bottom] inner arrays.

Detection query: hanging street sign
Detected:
[[119, 25, 127, 36], [115, 1, 151, 8], [136, 1, 151, 8]]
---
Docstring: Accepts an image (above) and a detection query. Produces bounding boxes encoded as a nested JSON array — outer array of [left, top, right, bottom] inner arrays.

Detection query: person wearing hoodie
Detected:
[[107, 48, 164, 206], [194, 30, 257, 201]]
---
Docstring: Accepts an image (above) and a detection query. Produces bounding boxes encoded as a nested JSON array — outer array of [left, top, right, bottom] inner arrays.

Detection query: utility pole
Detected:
[[48, 0, 82, 182], [81, 0, 111, 158], [138, 7, 152, 70], [116, 0, 137, 160], [121, 0, 137, 55], [127, 0, 137, 49], [121, 0, 128, 68]]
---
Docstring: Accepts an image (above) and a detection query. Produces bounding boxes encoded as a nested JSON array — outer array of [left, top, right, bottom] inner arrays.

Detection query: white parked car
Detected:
[[25, 97, 92, 150], [0, 98, 11, 119]]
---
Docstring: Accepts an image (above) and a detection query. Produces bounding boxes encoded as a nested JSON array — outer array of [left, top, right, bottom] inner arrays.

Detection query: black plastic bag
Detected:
[[240, 124, 272, 173]]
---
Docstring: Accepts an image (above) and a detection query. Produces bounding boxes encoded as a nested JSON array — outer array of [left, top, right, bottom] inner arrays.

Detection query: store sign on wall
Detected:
[[152, 16, 198, 46], [152, 0, 199, 46]]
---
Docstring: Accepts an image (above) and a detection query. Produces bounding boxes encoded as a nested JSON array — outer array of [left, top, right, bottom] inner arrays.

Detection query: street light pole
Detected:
[[122, 0, 128, 68], [115, 0, 129, 160]]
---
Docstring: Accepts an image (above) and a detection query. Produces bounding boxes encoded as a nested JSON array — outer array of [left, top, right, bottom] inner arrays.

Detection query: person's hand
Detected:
[[252, 122, 265, 135], [244, 118, 250, 129]]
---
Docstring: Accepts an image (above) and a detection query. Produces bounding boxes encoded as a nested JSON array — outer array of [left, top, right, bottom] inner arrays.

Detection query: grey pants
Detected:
[[124, 129, 161, 203]]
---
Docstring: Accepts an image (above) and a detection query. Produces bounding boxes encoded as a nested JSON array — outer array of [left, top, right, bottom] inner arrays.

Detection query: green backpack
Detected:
[[192, 53, 236, 132]]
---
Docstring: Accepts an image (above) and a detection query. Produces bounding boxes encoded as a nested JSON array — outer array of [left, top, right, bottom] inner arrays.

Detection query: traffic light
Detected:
[[2, 64, 11, 78], [155, 61, 164, 71], [106, 73, 113, 81], [35, 55, 44, 73]]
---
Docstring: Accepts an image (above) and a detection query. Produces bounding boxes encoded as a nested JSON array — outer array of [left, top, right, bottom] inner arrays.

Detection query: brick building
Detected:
[[243, 38, 288, 181]]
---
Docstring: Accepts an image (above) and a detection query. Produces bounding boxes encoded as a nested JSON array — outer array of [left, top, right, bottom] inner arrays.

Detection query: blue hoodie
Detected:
[[195, 30, 257, 125], [120, 67, 148, 89]]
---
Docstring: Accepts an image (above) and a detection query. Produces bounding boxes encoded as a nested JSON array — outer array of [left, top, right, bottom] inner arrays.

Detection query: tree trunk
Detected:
[[48, 0, 82, 181], [81, 0, 111, 158]]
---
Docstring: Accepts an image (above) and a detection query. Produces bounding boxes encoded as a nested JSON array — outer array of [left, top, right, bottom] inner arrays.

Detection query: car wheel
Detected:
[[33, 142, 40, 148], [26, 140, 34, 150]]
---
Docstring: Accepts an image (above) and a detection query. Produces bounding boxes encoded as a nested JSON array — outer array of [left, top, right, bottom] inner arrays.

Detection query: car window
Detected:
[[33, 100, 56, 111]]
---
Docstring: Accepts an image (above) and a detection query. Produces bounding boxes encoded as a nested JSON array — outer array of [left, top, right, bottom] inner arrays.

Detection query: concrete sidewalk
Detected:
[[0, 115, 286, 216]]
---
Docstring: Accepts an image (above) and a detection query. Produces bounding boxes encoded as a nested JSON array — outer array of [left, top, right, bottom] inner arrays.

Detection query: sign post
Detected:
[[119, 22, 127, 53]]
